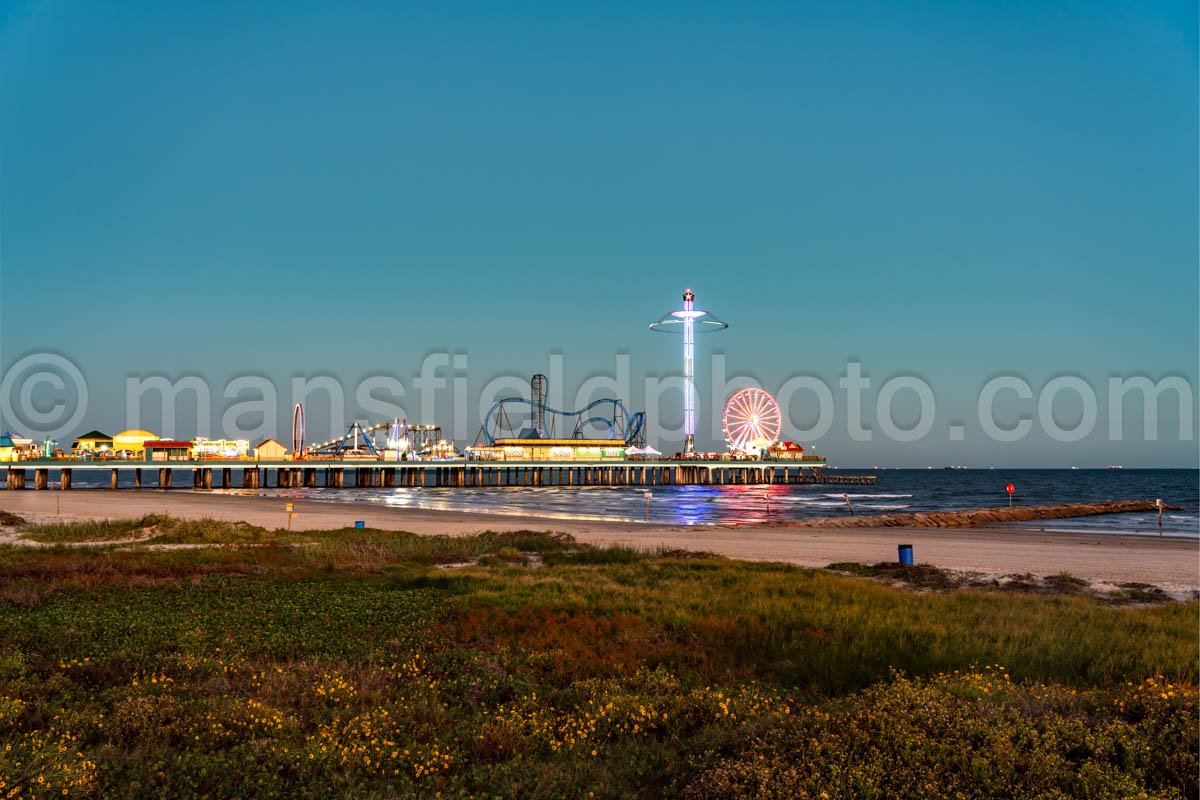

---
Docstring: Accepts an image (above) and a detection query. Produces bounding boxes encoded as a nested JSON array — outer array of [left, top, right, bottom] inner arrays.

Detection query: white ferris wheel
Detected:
[[722, 388, 782, 452]]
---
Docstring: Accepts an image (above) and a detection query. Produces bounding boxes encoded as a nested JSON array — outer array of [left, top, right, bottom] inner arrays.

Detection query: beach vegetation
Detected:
[[0, 517, 1192, 798]]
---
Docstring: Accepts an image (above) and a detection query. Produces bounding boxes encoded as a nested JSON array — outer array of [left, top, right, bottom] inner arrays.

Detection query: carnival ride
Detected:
[[649, 288, 728, 454], [299, 417, 455, 461], [722, 388, 781, 453], [475, 375, 646, 447], [291, 404, 305, 454], [530, 373, 548, 438], [306, 421, 387, 458], [407, 425, 451, 458]]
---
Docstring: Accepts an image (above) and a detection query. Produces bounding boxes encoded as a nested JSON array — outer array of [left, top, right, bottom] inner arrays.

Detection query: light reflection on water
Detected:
[[210, 468, 1199, 537]]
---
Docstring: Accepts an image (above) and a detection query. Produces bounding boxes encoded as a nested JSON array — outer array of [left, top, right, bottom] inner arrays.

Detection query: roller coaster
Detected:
[[476, 375, 646, 447], [293, 373, 646, 457]]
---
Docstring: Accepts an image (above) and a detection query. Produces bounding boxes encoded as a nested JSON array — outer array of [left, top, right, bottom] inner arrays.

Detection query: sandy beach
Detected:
[[1, 490, 1196, 592]]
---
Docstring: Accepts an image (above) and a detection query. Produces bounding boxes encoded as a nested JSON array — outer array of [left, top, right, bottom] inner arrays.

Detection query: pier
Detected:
[[3, 460, 876, 490]]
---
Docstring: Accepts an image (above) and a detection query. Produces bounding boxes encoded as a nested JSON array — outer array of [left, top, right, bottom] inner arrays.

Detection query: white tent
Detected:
[[626, 445, 662, 457]]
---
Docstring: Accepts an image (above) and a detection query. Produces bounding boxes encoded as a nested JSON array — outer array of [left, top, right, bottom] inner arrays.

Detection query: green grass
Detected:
[[826, 561, 1183, 605], [19, 515, 275, 545], [18, 514, 169, 543], [541, 543, 651, 565], [451, 559, 1195, 691], [0, 517, 1193, 799]]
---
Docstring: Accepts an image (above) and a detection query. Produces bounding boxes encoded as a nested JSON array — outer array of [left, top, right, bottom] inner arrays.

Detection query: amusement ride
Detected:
[[649, 288, 728, 454], [722, 387, 782, 453], [474, 375, 645, 447]]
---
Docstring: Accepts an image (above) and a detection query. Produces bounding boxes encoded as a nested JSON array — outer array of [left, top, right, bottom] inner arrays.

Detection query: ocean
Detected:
[[211, 468, 1199, 536]]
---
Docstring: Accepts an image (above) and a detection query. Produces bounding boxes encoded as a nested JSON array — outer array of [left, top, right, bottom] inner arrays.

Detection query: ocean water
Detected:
[[215, 468, 1198, 537]]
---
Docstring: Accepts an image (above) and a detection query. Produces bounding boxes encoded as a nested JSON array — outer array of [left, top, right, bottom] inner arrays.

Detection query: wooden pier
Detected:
[[3, 460, 876, 490]]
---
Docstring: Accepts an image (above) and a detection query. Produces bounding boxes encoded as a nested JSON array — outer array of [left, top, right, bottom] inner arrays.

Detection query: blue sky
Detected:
[[1, 0, 1196, 465]]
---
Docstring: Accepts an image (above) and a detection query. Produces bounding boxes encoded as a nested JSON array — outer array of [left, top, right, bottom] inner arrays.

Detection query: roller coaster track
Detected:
[[307, 422, 392, 455], [478, 398, 645, 446]]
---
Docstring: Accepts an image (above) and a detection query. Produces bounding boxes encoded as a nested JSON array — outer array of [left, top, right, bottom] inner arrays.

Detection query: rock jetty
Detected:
[[787, 500, 1179, 528]]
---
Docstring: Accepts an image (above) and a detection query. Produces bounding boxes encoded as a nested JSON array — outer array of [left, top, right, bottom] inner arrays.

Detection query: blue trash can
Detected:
[[354, 520, 365, 529], [898, 544, 914, 565]]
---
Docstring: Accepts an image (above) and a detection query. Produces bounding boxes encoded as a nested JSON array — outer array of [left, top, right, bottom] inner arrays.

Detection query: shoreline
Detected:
[[1, 490, 1197, 593], [281, 491, 1198, 537]]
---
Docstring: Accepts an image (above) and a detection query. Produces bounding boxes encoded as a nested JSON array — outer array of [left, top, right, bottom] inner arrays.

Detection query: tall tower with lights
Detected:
[[649, 288, 728, 454]]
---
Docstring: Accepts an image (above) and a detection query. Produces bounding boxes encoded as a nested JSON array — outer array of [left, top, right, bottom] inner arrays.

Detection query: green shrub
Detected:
[[682, 669, 1197, 800]]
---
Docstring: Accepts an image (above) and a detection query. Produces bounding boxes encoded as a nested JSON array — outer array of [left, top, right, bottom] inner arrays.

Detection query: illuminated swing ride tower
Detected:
[[649, 288, 728, 454]]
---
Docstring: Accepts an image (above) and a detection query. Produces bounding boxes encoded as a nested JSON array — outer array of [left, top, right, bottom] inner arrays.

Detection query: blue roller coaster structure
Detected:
[[477, 389, 646, 447]]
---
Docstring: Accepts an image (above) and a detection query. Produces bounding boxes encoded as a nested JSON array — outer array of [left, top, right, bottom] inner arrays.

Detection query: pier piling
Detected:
[[2, 459, 874, 492]]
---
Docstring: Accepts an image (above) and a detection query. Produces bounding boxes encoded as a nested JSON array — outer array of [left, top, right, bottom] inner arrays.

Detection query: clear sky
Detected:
[[1, 0, 1197, 465]]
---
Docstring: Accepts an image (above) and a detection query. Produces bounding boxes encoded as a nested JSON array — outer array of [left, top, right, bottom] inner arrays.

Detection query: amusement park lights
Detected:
[[723, 387, 782, 453], [649, 289, 728, 454]]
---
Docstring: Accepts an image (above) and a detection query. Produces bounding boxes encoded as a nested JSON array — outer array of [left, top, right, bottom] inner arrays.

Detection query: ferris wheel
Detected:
[[722, 388, 782, 452], [292, 404, 305, 455]]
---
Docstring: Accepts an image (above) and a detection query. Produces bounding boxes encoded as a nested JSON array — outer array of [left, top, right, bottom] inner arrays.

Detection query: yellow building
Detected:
[[113, 429, 159, 455], [468, 438, 627, 461], [1, 433, 34, 460], [72, 430, 113, 453], [255, 438, 288, 460]]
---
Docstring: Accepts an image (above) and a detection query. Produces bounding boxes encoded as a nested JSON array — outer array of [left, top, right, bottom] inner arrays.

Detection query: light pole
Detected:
[[649, 288, 728, 455]]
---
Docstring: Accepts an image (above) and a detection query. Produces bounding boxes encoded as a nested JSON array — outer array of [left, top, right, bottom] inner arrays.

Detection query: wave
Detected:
[[219, 474, 1198, 535]]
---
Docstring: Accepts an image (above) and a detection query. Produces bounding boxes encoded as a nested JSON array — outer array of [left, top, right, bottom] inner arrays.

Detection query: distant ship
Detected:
[[1108, 465, 1124, 469]]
